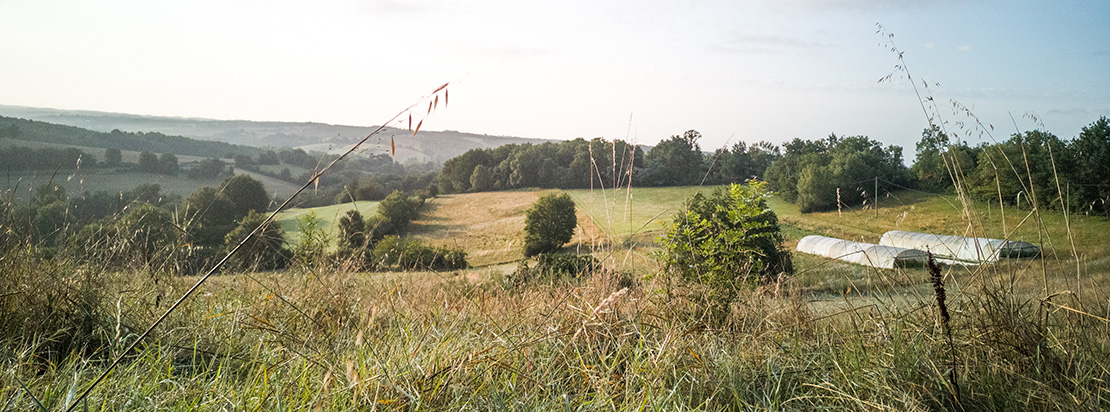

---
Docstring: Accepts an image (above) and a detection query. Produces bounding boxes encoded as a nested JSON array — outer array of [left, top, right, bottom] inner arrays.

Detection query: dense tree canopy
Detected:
[[183, 186, 237, 247], [104, 147, 122, 166], [967, 130, 1075, 210], [221, 175, 271, 220], [188, 158, 230, 180], [0, 146, 90, 170], [765, 134, 908, 213], [910, 126, 979, 193], [437, 138, 645, 193], [642, 130, 706, 187], [1071, 117, 1110, 214]]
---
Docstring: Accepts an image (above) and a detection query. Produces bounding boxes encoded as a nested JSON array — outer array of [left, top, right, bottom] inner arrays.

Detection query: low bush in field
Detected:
[[656, 181, 793, 316], [370, 235, 468, 271], [509, 252, 600, 286]]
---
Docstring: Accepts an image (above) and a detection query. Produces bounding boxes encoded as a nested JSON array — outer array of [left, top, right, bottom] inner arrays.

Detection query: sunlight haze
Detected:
[[2, 0, 1107, 158]]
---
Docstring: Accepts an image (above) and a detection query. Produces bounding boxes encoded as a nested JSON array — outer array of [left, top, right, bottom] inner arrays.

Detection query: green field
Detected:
[[0, 139, 303, 201], [275, 200, 381, 246], [0, 167, 302, 202], [565, 186, 722, 243]]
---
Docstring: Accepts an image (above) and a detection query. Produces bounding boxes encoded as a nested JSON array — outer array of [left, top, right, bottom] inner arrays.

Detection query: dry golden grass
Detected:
[[408, 190, 609, 268]]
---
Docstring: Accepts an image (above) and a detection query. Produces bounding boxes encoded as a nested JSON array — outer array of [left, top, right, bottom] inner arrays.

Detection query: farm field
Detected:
[[0, 138, 218, 164], [275, 200, 381, 246], [0, 138, 302, 201], [0, 167, 301, 202], [565, 186, 722, 244]]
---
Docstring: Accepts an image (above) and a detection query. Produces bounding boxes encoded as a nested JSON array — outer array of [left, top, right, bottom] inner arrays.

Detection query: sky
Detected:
[[2, 0, 1108, 161]]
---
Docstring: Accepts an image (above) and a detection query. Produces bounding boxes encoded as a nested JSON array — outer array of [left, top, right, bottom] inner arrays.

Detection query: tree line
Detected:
[[435, 116, 1110, 216], [436, 131, 782, 194], [910, 117, 1110, 215]]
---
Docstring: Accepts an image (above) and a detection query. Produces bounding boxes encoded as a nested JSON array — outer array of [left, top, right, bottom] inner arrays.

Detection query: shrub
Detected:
[[0, 247, 114, 361], [523, 193, 577, 257], [337, 210, 367, 253], [370, 235, 467, 271], [224, 210, 291, 271], [509, 252, 599, 286], [378, 190, 424, 233], [537, 252, 598, 278], [656, 181, 793, 309], [291, 210, 330, 269]]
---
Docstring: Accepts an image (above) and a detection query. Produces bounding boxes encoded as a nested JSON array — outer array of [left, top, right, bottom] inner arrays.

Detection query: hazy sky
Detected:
[[2, 0, 1108, 159]]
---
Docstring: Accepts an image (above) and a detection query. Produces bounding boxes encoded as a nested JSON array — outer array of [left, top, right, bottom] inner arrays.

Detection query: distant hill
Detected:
[[0, 105, 556, 164], [0, 115, 258, 158]]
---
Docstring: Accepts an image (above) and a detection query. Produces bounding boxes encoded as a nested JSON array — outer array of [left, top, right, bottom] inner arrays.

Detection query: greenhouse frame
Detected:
[[795, 235, 929, 269], [878, 230, 1039, 264]]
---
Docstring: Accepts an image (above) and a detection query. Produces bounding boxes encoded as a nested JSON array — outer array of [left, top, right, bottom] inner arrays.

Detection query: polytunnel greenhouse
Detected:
[[878, 230, 1039, 264], [795, 235, 929, 269]]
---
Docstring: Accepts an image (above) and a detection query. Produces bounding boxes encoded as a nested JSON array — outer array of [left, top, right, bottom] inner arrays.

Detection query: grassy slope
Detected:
[[565, 186, 722, 244], [278, 190, 612, 267], [275, 200, 381, 246], [406, 190, 609, 268]]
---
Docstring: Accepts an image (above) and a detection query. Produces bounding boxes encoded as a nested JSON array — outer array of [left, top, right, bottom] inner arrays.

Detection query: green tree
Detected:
[[523, 193, 577, 257], [104, 147, 122, 166], [656, 181, 792, 312], [116, 203, 179, 263], [292, 210, 329, 268], [642, 130, 705, 186], [188, 158, 229, 179], [234, 154, 254, 169], [469, 164, 494, 192], [909, 126, 978, 193], [183, 186, 237, 246], [221, 174, 270, 220], [138, 150, 160, 173], [795, 164, 837, 213], [32, 182, 67, 208], [1071, 117, 1110, 214], [764, 138, 829, 202], [258, 150, 280, 165], [968, 130, 1073, 210], [159, 153, 178, 176], [378, 190, 422, 233], [337, 209, 367, 255], [127, 183, 164, 205], [765, 134, 907, 213], [225, 210, 290, 271], [33, 201, 73, 247]]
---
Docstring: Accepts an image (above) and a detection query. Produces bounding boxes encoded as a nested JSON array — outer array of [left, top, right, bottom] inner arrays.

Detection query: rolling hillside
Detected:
[[0, 105, 557, 164]]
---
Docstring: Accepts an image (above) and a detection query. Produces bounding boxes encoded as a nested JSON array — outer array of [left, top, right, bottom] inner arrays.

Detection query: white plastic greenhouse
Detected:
[[878, 230, 1039, 264], [795, 235, 929, 269]]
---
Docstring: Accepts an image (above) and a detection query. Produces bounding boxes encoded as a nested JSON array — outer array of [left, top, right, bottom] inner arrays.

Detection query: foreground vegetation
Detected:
[[3, 181, 1108, 410]]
